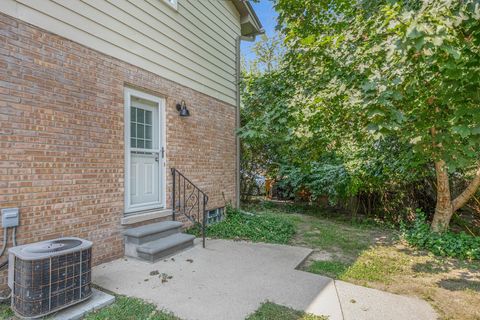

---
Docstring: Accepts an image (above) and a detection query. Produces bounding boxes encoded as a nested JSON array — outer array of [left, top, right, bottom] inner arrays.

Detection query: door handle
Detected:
[[155, 153, 159, 162]]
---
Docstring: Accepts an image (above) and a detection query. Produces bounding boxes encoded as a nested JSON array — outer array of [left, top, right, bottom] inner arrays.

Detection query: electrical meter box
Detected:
[[1, 208, 19, 228]]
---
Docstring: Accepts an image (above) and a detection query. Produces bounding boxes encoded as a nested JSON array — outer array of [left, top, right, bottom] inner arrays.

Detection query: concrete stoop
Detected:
[[124, 221, 195, 262]]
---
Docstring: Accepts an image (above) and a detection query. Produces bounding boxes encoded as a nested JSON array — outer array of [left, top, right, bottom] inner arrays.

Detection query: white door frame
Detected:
[[124, 87, 166, 214]]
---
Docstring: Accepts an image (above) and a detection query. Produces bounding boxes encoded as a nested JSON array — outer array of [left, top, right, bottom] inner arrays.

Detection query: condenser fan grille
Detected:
[[23, 239, 82, 254]]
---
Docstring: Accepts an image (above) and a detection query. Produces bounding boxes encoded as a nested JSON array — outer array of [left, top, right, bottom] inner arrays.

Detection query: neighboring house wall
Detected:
[[0, 12, 236, 287], [0, 0, 241, 105]]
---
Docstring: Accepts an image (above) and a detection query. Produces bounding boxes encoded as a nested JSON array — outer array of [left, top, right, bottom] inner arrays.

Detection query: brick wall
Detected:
[[0, 12, 237, 287]]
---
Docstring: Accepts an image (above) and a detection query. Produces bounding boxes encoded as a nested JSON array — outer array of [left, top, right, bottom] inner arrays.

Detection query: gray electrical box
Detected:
[[1, 208, 19, 228]]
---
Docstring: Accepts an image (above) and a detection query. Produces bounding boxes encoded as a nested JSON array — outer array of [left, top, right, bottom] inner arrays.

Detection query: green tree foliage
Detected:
[[243, 33, 285, 73], [240, 0, 480, 231], [240, 33, 291, 200]]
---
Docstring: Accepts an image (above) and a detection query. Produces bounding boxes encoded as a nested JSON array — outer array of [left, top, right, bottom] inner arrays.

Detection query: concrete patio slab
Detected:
[[93, 239, 437, 320], [93, 239, 342, 320], [335, 280, 438, 320]]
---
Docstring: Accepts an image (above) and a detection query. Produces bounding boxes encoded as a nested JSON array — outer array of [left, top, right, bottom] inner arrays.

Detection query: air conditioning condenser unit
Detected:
[[8, 237, 93, 319]]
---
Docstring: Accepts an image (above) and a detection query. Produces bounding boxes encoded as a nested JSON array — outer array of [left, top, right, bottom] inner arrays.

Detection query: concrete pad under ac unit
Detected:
[[51, 289, 115, 320]]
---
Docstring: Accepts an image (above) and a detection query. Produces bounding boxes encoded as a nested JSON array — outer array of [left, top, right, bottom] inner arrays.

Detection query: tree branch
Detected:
[[452, 164, 480, 212]]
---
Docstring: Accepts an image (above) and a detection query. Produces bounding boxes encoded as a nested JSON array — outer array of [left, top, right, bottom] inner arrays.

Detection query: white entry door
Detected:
[[125, 88, 165, 213]]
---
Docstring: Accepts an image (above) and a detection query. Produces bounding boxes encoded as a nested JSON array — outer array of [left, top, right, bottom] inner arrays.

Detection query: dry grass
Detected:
[[343, 244, 480, 320], [246, 302, 328, 320]]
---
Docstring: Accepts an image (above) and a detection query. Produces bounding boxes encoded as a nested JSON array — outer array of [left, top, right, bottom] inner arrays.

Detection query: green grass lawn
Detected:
[[0, 296, 180, 320], [242, 201, 391, 258], [0, 302, 13, 320], [307, 261, 349, 279], [84, 298, 328, 320], [246, 302, 328, 320], [0, 296, 327, 320], [83, 296, 179, 320], [187, 206, 296, 244]]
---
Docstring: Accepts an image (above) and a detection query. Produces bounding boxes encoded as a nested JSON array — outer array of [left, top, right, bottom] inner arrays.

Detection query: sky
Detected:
[[241, 0, 278, 64]]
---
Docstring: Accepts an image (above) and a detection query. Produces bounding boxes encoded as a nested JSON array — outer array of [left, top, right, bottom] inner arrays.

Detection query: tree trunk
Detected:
[[429, 118, 480, 232], [431, 160, 454, 232], [452, 166, 480, 212], [431, 160, 480, 232]]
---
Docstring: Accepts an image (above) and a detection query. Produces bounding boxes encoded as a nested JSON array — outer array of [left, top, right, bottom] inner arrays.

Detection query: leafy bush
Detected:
[[277, 162, 352, 203], [404, 210, 480, 260], [188, 206, 296, 244]]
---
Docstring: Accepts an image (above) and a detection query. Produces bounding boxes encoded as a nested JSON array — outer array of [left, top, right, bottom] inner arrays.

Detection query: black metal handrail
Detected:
[[171, 168, 209, 248]]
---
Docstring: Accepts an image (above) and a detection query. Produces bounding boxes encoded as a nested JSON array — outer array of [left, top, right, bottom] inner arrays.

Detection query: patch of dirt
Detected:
[[302, 249, 353, 268], [437, 278, 480, 292], [307, 250, 335, 262]]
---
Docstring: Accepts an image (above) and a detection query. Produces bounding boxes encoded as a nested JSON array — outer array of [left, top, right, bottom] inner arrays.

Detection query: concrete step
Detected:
[[136, 233, 195, 262], [124, 221, 183, 245]]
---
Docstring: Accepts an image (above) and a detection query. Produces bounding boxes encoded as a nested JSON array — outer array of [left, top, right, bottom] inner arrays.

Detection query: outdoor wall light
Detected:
[[176, 100, 190, 117]]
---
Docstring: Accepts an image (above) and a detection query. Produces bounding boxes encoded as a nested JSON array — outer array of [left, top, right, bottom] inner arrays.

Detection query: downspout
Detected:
[[235, 35, 255, 208], [235, 36, 242, 209]]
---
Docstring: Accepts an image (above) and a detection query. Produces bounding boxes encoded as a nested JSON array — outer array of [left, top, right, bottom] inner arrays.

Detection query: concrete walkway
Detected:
[[93, 239, 437, 320]]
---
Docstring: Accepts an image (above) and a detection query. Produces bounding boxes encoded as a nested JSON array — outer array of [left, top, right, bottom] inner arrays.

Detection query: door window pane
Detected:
[[130, 107, 136, 122], [130, 105, 154, 150], [145, 110, 152, 125], [145, 126, 152, 140], [137, 124, 145, 139], [130, 124, 136, 139], [137, 108, 144, 123]]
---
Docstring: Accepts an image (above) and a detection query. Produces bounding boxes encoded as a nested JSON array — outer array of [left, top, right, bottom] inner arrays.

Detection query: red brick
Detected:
[[0, 12, 236, 288]]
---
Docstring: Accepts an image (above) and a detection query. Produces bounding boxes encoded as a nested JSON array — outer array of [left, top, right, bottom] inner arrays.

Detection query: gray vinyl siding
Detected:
[[1, 0, 242, 105]]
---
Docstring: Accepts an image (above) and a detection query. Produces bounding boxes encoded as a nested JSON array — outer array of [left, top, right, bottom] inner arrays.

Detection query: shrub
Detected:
[[188, 206, 296, 244], [403, 210, 480, 260]]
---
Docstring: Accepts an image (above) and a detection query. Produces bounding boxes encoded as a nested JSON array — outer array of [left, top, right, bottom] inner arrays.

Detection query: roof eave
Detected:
[[233, 0, 264, 37]]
